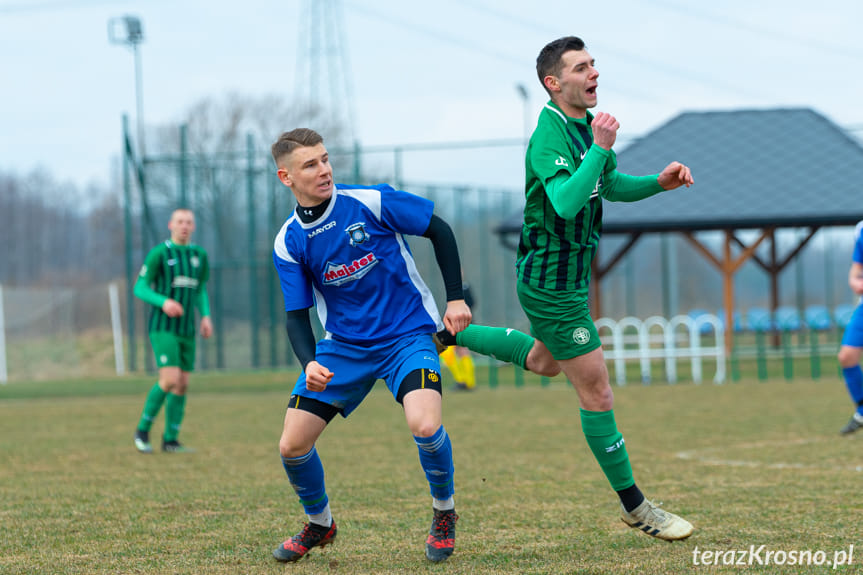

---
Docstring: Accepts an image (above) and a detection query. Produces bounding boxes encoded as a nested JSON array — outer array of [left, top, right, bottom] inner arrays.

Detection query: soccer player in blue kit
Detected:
[[270, 128, 473, 563], [839, 221, 863, 435]]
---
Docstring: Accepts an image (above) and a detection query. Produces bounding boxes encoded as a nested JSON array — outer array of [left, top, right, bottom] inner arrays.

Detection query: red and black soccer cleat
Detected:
[[273, 520, 338, 562], [425, 509, 458, 562]]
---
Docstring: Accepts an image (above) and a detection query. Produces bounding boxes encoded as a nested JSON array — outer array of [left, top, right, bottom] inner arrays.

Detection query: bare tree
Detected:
[[0, 169, 109, 286], [139, 93, 349, 263]]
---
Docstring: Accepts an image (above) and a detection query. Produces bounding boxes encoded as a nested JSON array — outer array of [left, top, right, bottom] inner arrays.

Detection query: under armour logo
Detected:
[[303, 209, 314, 216]]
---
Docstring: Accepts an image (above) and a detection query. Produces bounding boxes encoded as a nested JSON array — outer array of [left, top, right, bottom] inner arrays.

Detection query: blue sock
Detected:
[[843, 366, 863, 416], [281, 447, 328, 515], [414, 426, 454, 500]]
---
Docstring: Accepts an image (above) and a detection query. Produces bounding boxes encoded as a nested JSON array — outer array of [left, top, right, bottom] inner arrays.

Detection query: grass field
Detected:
[[2, 370, 861, 574]]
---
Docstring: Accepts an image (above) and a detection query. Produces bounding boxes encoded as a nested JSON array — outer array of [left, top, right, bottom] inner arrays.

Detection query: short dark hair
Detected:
[[271, 128, 324, 166], [536, 36, 586, 93]]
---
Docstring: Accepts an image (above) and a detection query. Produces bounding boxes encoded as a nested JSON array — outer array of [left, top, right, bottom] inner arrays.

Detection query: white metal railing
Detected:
[[595, 314, 726, 385]]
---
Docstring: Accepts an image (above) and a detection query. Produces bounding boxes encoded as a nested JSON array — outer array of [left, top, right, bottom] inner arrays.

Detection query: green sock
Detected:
[[163, 393, 187, 443], [455, 324, 534, 370], [580, 408, 635, 491], [137, 383, 168, 432]]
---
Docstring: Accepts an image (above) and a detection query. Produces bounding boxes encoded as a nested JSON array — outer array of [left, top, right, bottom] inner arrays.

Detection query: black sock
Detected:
[[436, 328, 457, 347], [617, 484, 645, 513]]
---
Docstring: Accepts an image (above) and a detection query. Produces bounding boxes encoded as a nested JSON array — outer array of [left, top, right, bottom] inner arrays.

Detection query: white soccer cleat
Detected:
[[621, 499, 693, 541], [134, 429, 153, 454], [840, 413, 863, 435]]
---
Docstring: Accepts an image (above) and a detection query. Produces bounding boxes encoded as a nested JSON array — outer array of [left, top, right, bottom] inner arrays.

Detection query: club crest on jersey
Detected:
[[190, 255, 200, 268], [346, 222, 369, 246], [323, 252, 378, 286]]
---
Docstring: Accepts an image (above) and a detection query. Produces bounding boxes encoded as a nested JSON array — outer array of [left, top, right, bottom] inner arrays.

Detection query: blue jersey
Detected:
[[273, 183, 444, 343]]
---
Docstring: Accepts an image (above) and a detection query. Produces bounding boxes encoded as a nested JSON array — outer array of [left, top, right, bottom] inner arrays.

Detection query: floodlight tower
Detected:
[[295, 0, 358, 145], [515, 83, 530, 153], [109, 15, 146, 156]]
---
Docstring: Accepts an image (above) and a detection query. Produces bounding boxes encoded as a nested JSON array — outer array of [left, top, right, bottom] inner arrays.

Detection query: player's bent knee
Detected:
[[279, 437, 314, 459], [572, 379, 614, 411], [526, 347, 561, 377], [399, 369, 444, 437], [159, 380, 180, 393], [279, 396, 337, 457], [158, 370, 182, 391], [595, 386, 615, 410], [411, 420, 443, 439]]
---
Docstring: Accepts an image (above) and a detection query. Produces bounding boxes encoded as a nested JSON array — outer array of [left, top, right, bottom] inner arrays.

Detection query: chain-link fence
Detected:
[[1, 120, 858, 382], [113, 125, 531, 377]]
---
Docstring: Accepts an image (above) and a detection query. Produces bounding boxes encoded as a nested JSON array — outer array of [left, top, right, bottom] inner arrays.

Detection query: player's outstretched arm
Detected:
[[657, 161, 694, 190]]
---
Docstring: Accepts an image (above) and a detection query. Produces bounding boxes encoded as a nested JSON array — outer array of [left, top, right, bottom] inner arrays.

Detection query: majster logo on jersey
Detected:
[[323, 252, 378, 286]]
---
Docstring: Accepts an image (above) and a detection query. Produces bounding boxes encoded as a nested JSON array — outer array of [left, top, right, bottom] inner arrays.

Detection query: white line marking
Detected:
[[675, 437, 863, 472]]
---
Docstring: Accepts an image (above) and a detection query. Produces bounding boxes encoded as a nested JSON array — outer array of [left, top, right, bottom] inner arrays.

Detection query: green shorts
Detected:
[[516, 281, 602, 360], [149, 331, 197, 372]]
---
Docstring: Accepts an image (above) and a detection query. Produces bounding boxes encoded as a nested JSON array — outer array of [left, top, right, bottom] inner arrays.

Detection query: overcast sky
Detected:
[[2, 0, 862, 191]]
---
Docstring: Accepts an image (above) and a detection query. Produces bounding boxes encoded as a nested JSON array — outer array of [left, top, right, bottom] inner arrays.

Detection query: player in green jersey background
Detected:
[[516, 36, 695, 541], [133, 208, 213, 454]]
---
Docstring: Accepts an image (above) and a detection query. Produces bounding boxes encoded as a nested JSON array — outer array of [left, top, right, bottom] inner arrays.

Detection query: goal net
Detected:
[[0, 283, 123, 383]]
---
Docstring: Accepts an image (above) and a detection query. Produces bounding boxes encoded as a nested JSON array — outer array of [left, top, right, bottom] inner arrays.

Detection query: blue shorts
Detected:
[[291, 333, 440, 417], [842, 304, 863, 347]]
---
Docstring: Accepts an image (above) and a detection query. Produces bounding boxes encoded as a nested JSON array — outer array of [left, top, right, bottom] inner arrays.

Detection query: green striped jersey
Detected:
[[135, 240, 209, 337], [516, 102, 617, 291]]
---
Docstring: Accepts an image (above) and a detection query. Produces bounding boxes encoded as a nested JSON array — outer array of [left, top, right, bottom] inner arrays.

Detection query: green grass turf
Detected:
[[1, 371, 861, 574]]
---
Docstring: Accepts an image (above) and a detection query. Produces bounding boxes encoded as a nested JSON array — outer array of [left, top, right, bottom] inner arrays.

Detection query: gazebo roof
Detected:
[[496, 107, 863, 237]]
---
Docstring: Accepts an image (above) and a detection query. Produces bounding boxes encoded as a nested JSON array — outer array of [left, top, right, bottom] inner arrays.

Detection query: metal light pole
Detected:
[[109, 16, 146, 156], [515, 83, 530, 153]]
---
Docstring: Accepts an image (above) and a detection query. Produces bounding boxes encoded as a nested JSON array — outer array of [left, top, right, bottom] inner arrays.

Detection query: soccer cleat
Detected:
[[425, 508, 458, 562], [162, 439, 195, 453], [134, 429, 153, 454], [840, 413, 863, 435], [273, 521, 338, 562], [620, 499, 693, 541]]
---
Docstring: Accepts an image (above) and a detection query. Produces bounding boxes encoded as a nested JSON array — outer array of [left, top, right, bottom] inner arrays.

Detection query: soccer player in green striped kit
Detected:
[[516, 36, 694, 540], [133, 208, 213, 453]]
